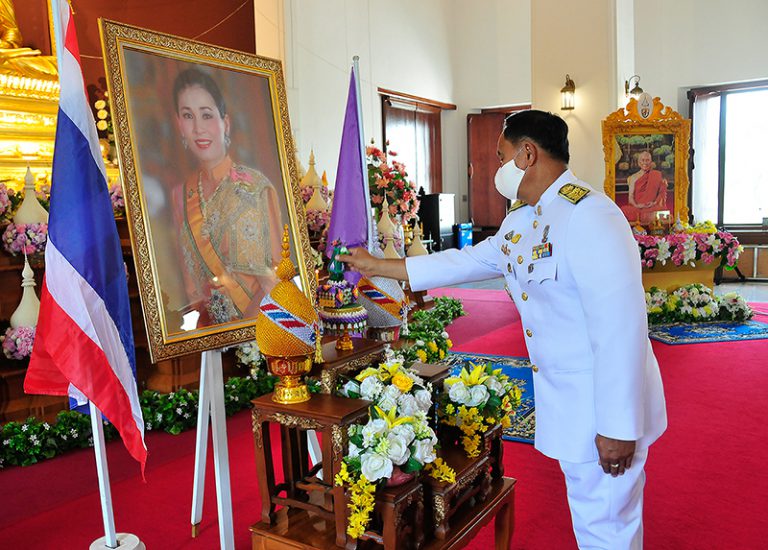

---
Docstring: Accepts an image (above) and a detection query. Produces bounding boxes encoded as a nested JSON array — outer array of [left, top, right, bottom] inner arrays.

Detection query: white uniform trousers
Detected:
[[559, 449, 648, 550]]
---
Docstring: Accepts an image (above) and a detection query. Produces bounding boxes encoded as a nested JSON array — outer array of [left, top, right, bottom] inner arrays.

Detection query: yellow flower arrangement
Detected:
[[439, 362, 523, 458], [426, 457, 456, 483], [342, 474, 376, 538], [392, 372, 414, 393], [335, 349, 454, 537]]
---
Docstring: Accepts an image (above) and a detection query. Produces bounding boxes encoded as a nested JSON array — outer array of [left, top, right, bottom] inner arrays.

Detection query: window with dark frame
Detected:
[[689, 80, 768, 229], [379, 88, 456, 195]]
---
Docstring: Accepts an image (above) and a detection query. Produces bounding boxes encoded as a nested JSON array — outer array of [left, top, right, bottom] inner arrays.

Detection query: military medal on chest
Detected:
[[501, 243, 510, 256], [541, 224, 550, 244], [532, 242, 553, 260], [504, 230, 522, 243]]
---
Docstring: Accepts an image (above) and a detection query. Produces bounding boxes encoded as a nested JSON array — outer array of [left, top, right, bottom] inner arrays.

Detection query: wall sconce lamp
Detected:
[[560, 74, 575, 110], [625, 75, 643, 99]]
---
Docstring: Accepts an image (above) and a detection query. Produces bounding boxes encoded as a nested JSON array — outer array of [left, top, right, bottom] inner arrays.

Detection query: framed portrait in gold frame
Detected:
[[602, 95, 691, 226], [99, 20, 313, 362]]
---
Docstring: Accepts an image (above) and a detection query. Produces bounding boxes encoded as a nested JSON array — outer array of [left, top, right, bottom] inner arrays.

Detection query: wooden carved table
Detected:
[[249, 477, 516, 550], [251, 393, 371, 548], [313, 337, 385, 393]]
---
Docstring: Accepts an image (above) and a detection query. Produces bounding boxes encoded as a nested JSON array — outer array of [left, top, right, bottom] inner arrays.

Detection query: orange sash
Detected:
[[184, 180, 251, 314]]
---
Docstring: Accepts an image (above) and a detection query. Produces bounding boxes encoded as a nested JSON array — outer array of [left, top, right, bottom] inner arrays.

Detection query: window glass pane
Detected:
[[692, 94, 720, 224], [723, 89, 768, 224]]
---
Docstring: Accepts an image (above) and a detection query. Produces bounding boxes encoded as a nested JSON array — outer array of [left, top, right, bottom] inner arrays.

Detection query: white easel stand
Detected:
[[190, 349, 234, 549], [90, 534, 146, 550]]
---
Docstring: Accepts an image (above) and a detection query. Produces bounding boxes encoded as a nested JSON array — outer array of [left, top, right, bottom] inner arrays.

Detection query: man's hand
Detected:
[[337, 247, 409, 282], [595, 434, 636, 477]]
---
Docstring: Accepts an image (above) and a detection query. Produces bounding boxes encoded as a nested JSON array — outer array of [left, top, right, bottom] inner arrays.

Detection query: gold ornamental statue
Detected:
[[0, 0, 58, 81], [0, 0, 62, 187], [254, 225, 320, 404]]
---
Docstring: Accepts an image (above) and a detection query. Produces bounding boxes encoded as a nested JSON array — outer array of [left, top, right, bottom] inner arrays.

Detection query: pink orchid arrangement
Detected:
[[109, 181, 125, 218], [2, 222, 48, 256], [0, 182, 11, 218], [305, 208, 331, 234], [367, 145, 420, 223], [635, 230, 741, 269], [2, 326, 36, 360]]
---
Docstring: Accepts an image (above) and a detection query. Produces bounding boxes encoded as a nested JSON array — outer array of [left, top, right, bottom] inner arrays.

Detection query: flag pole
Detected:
[[352, 56, 374, 252], [48, 2, 144, 549], [89, 401, 118, 548], [51, 3, 117, 546]]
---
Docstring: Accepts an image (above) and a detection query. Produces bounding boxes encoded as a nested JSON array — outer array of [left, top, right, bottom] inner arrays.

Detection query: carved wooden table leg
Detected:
[[414, 496, 425, 549], [494, 491, 515, 550], [252, 413, 276, 524], [433, 493, 449, 540]]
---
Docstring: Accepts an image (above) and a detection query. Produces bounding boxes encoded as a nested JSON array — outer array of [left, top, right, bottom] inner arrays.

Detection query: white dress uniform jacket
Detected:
[[406, 170, 667, 463]]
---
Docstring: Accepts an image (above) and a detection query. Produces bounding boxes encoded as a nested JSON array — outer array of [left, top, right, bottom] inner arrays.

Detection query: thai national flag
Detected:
[[24, 0, 147, 472]]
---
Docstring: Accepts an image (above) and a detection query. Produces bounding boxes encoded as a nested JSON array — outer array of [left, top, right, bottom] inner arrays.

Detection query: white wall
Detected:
[[254, 0, 286, 62], [284, 0, 455, 191], [635, 0, 768, 113], [283, 0, 531, 222], [447, 0, 531, 220], [531, 0, 617, 188]]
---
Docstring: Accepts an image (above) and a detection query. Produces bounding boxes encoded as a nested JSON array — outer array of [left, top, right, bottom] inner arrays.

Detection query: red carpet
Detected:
[[1, 289, 766, 549]]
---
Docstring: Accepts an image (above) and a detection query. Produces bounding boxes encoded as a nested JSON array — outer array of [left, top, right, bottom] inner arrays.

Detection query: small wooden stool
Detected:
[[251, 393, 370, 548], [423, 446, 492, 541], [354, 478, 425, 550]]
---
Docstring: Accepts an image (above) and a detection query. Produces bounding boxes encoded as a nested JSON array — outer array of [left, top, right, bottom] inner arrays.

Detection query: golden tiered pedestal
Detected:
[[641, 262, 719, 291]]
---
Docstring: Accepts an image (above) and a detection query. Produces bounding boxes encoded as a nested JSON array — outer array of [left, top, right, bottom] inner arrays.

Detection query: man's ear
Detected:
[[523, 141, 538, 167]]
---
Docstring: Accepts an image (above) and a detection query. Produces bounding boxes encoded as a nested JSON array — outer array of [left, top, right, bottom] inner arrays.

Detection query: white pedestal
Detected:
[[90, 533, 145, 550]]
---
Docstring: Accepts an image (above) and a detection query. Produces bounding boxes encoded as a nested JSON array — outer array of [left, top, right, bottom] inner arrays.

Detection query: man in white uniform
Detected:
[[340, 110, 667, 549]]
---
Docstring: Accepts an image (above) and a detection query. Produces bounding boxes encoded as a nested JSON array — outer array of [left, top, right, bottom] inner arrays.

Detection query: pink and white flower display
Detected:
[[1, 326, 36, 360], [635, 230, 742, 270], [2, 222, 48, 256], [0, 182, 11, 219], [367, 145, 420, 223], [109, 181, 125, 218]]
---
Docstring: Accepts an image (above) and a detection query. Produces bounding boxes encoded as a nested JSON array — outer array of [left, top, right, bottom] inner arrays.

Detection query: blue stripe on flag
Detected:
[[48, 111, 136, 373]]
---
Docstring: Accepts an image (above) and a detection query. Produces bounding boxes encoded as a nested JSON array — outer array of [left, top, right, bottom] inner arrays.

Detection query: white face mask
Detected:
[[494, 147, 526, 201]]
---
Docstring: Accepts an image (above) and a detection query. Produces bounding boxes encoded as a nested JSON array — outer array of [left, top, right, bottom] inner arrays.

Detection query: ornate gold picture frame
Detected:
[[99, 20, 313, 362], [602, 95, 691, 225]]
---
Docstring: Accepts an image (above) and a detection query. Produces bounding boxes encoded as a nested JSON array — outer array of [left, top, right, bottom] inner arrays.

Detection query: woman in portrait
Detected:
[[171, 68, 282, 327]]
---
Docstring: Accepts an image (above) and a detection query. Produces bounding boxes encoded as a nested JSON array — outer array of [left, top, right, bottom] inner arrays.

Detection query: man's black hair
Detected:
[[503, 110, 570, 164]]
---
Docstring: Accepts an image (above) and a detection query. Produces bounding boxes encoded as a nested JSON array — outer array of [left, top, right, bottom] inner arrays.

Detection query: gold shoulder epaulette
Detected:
[[558, 183, 590, 204], [508, 199, 527, 212]]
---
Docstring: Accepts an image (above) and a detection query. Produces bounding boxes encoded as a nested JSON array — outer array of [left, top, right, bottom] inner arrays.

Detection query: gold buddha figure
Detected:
[[0, 0, 57, 81]]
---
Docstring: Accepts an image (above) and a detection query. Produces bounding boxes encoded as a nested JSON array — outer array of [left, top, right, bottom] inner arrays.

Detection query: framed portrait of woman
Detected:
[[100, 20, 313, 362], [602, 96, 691, 227]]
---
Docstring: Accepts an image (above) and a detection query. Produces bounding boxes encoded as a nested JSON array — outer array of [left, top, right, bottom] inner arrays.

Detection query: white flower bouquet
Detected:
[[439, 363, 521, 458], [646, 284, 754, 324], [335, 349, 454, 538]]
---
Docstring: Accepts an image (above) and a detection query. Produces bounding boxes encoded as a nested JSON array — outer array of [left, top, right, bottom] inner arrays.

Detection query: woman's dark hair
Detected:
[[172, 68, 227, 117], [503, 110, 569, 164]]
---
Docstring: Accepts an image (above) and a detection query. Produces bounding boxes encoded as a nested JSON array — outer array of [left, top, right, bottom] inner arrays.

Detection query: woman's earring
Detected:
[[225, 134, 232, 148], [182, 137, 188, 150]]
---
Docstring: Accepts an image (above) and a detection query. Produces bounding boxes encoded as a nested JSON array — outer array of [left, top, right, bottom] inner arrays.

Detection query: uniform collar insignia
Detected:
[[558, 183, 590, 204]]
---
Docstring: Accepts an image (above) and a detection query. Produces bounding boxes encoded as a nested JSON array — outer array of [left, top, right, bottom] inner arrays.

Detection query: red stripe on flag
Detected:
[[26, 282, 147, 472], [63, 11, 81, 63], [280, 321, 306, 329], [261, 303, 279, 311]]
